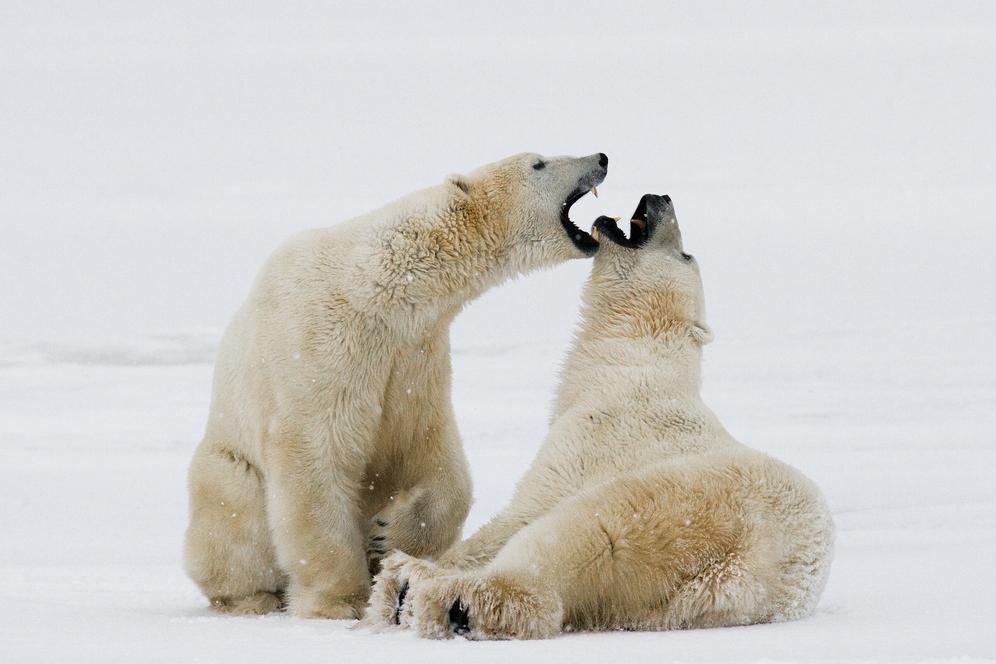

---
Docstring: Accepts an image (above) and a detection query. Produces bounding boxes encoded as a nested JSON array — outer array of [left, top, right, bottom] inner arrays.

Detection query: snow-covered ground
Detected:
[[2, 3, 994, 662]]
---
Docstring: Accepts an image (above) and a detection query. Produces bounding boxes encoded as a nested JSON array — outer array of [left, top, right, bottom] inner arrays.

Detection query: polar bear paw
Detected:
[[210, 590, 284, 615], [406, 573, 563, 640], [288, 586, 364, 620], [366, 490, 431, 570], [359, 551, 447, 629]]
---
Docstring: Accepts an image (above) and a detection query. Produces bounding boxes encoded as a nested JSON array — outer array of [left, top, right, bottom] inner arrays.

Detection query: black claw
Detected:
[[370, 536, 386, 543], [448, 599, 470, 635], [393, 580, 409, 625], [375, 519, 388, 527]]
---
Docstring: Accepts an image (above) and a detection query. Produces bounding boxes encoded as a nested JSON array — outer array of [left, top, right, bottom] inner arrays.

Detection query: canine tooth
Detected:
[[591, 186, 599, 198], [591, 227, 601, 240]]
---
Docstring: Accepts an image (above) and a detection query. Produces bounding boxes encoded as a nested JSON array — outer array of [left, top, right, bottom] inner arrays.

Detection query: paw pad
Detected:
[[448, 598, 470, 635], [393, 580, 409, 625]]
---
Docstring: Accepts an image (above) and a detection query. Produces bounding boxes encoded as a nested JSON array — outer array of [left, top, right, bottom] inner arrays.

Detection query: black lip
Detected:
[[560, 169, 607, 255], [630, 194, 651, 245], [560, 188, 598, 254], [593, 215, 637, 248], [592, 194, 670, 249]]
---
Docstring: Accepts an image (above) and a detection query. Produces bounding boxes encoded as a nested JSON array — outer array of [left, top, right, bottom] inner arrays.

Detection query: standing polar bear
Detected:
[[366, 195, 834, 639], [184, 152, 608, 618]]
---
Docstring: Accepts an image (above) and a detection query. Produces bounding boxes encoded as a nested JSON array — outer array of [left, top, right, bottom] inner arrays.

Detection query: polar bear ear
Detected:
[[446, 173, 471, 195], [691, 322, 714, 345]]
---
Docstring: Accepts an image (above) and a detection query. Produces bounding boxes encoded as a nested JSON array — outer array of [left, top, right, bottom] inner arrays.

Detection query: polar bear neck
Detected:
[[552, 306, 706, 418], [349, 185, 521, 333]]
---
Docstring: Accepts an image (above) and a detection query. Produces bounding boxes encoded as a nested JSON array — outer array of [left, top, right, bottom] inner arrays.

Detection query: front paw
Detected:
[[362, 551, 445, 628], [366, 516, 395, 566], [407, 573, 563, 640], [366, 490, 427, 569]]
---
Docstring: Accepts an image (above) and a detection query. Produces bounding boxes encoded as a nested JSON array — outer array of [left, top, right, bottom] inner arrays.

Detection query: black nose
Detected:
[[598, 153, 608, 169], [662, 194, 672, 204]]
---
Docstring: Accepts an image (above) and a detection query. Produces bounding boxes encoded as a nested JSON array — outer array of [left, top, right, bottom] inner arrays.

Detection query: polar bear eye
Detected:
[[532, 160, 546, 170], [681, 252, 694, 262]]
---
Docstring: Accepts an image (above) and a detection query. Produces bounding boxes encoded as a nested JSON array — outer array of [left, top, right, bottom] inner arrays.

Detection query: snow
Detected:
[[2, 2, 995, 662]]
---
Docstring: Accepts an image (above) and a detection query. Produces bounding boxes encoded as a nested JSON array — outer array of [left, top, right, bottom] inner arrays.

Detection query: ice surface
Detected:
[[1, 2, 994, 662]]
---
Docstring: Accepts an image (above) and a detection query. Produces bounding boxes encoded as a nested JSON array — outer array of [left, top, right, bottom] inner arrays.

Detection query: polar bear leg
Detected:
[[364, 334, 472, 570], [264, 419, 377, 619], [433, 466, 566, 571], [184, 440, 286, 614], [362, 419, 471, 626], [366, 421, 471, 566], [409, 467, 772, 638]]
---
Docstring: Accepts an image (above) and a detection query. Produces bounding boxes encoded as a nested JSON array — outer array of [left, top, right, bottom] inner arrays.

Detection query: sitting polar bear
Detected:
[[184, 152, 609, 618], [365, 194, 834, 639]]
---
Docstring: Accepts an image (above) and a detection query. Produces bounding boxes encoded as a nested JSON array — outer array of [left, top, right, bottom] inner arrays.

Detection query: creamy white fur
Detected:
[[366, 197, 834, 639], [183, 153, 607, 618]]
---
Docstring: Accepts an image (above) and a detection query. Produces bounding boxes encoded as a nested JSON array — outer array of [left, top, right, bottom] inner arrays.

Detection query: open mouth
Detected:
[[591, 194, 669, 249], [560, 180, 605, 255]]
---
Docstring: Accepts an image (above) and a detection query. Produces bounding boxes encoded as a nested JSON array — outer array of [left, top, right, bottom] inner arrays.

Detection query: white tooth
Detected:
[[611, 216, 621, 221], [591, 227, 601, 241], [591, 186, 599, 198]]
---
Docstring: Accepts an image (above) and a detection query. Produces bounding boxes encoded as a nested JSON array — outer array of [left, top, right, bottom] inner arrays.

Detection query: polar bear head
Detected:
[[583, 194, 713, 345], [446, 152, 608, 267]]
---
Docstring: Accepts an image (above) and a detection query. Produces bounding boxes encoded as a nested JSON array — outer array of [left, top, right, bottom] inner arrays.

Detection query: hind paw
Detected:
[[407, 573, 563, 640]]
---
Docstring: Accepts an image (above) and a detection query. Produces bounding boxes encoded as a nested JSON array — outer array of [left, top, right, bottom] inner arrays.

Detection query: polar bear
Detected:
[[183, 152, 609, 618], [365, 194, 834, 639]]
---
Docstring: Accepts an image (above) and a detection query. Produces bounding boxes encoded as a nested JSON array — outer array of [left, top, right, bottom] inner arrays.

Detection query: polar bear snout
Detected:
[[577, 152, 608, 188], [591, 193, 675, 249], [644, 194, 683, 251], [643, 193, 672, 218], [636, 193, 673, 238], [557, 153, 609, 255]]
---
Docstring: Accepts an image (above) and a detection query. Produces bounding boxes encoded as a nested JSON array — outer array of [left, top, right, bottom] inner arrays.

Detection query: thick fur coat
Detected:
[[184, 153, 608, 618]]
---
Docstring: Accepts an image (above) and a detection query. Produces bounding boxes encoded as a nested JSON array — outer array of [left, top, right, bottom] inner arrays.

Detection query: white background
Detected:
[[1, 2, 994, 662]]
